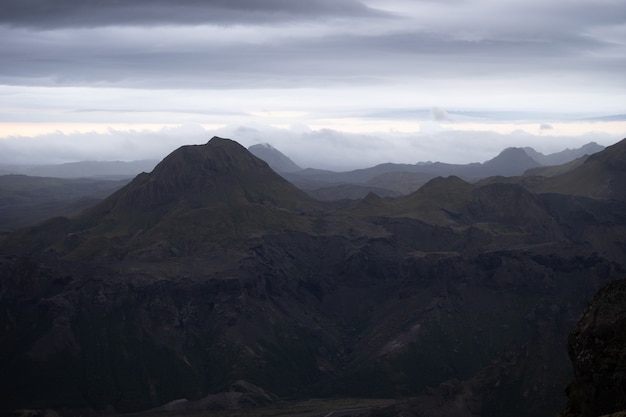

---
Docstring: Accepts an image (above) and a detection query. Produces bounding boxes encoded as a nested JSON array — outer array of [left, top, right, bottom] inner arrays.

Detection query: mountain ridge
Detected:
[[0, 141, 604, 182], [279, 142, 603, 200], [524, 141, 604, 166], [533, 138, 626, 200], [0, 159, 159, 179]]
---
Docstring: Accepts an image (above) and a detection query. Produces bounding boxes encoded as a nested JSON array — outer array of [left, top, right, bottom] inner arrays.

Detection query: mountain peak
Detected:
[[206, 135, 245, 149], [255, 142, 275, 149], [83, 136, 316, 218], [481, 147, 541, 176], [496, 147, 533, 159], [248, 142, 302, 173]]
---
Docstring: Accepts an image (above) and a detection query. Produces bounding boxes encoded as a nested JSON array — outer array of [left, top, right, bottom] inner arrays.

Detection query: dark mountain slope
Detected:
[[5, 137, 320, 259], [0, 175, 128, 232], [97, 137, 315, 211], [536, 138, 626, 200], [366, 171, 435, 194], [343, 175, 568, 257], [305, 183, 401, 201], [524, 155, 589, 178], [560, 278, 626, 417], [1, 137, 625, 417]]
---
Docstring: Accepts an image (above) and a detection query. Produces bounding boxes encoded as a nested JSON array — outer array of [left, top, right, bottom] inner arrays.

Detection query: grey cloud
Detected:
[[0, 125, 210, 165], [430, 107, 454, 122], [1, 24, 620, 91], [0, 0, 624, 129], [0, 0, 384, 28], [540, 123, 554, 130], [0, 0, 624, 93]]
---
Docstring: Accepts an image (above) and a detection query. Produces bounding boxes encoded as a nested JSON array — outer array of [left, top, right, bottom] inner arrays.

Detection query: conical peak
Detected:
[[149, 137, 271, 180], [501, 147, 527, 157], [164, 136, 260, 162], [488, 147, 537, 164], [206, 136, 247, 150], [88, 137, 316, 214], [417, 175, 471, 194]]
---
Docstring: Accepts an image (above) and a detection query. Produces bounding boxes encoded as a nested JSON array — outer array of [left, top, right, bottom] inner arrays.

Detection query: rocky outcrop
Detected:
[[560, 278, 626, 417], [152, 380, 278, 412]]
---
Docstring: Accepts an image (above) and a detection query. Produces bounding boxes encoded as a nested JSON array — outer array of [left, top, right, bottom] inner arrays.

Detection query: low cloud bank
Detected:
[[0, 123, 621, 171]]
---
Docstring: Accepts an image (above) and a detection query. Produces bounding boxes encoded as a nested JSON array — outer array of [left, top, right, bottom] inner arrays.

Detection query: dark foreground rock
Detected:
[[560, 278, 626, 417]]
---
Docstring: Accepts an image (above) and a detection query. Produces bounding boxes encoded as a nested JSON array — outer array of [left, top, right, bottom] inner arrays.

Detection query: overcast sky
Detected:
[[0, 0, 625, 169]]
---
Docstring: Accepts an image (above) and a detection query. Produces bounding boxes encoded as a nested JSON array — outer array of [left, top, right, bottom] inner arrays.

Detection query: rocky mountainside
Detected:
[[560, 278, 626, 417], [1, 136, 625, 417]]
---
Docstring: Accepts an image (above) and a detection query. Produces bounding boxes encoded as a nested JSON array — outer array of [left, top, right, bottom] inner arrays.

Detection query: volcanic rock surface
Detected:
[[560, 278, 626, 417]]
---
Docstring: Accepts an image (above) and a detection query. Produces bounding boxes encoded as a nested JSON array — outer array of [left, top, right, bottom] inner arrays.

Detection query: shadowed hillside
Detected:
[[536, 138, 626, 201], [1, 137, 625, 417], [0, 175, 131, 232]]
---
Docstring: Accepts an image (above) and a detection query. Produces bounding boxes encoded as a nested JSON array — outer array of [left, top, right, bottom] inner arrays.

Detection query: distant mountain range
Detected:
[[0, 141, 603, 183], [0, 175, 130, 232], [0, 142, 605, 229], [1, 136, 625, 417], [0, 159, 159, 179], [252, 141, 605, 200], [523, 142, 604, 166]]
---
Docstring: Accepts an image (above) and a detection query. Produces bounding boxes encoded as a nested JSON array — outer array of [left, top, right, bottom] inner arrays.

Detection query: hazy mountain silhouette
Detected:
[[0, 175, 129, 232], [248, 143, 302, 173], [524, 141, 604, 166], [281, 143, 601, 200], [0, 159, 159, 179]]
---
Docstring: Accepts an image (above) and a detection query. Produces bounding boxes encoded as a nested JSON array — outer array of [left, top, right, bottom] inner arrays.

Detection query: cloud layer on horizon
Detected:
[[0, 124, 621, 171]]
